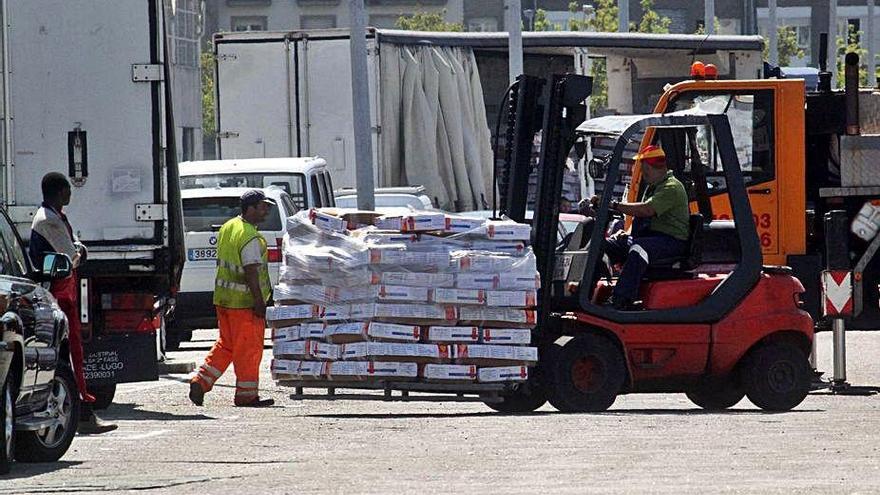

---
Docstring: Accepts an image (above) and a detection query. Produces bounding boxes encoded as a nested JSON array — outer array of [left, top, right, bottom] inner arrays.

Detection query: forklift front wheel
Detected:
[[686, 381, 745, 410], [550, 334, 625, 413]]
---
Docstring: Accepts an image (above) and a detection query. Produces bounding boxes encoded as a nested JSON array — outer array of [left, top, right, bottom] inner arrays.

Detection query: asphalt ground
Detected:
[[1, 329, 878, 494]]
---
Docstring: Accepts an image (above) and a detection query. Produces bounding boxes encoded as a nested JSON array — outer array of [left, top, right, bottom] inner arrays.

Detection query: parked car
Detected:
[[168, 187, 300, 350], [0, 208, 78, 474], [334, 186, 435, 212], [180, 157, 336, 210]]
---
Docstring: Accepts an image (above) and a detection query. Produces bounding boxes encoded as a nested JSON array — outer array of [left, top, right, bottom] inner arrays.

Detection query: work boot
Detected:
[[189, 382, 205, 407], [235, 397, 275, 408], [78, 413, 118, 435]]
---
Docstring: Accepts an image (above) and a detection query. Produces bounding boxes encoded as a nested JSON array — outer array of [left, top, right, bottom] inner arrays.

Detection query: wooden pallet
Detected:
[[278, 379, 515, 403]]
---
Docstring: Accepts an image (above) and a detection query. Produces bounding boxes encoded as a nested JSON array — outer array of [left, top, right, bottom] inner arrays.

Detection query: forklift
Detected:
[[490, 74, 814, 413]]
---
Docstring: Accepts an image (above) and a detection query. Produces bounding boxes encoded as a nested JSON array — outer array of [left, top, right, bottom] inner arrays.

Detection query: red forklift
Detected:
[[490, 74, 814, 413]]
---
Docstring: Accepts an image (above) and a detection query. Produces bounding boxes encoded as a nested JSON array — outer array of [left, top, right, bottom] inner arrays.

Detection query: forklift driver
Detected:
[[579, 145, 690, 310]]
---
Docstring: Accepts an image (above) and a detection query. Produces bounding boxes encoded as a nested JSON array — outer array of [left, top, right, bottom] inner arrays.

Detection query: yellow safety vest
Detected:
[[213, 216, 271, 308]]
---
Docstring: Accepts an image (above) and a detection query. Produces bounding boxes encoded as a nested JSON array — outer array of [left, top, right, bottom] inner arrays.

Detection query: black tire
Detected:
[[90, 383, 117, 411], [165, 332, 183, 352], [686, 381, 745, 410], [743, 343, 811, 412], [0, 372, 15, 474], [484, 380, 547, 413], [15, 365, 80, 463], [550, 334, 626, 413]]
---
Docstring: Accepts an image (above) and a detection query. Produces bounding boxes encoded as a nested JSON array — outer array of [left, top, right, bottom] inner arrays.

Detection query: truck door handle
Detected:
[[748, 188, 771, 195]]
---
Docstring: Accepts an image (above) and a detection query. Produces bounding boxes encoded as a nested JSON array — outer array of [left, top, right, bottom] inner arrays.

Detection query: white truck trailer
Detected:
[[0, 0, 186, 406], [212, 28, 763, 211]]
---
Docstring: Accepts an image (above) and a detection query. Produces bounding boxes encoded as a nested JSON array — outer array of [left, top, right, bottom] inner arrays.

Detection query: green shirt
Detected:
[[641, 171, 690, 241]]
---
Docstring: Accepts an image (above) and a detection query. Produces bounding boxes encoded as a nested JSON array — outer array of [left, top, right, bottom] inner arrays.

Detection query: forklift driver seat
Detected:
[[644, 213, 704, 279]]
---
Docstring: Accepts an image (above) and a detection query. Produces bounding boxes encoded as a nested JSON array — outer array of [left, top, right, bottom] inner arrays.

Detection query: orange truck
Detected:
[[623, 55, 880, 331]]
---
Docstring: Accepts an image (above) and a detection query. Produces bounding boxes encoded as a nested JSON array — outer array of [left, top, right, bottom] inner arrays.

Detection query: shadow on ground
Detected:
[[101, 402, 215, 422], [0, 461, 82, 481], [306, 408, 824, 419]]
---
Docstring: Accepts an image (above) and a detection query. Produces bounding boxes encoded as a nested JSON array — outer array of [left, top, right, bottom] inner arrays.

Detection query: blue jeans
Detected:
[[603, 232, 687, 302]]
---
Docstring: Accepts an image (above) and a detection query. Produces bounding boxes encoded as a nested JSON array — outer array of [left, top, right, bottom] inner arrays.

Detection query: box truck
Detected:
[[0, 0, 186, 406]]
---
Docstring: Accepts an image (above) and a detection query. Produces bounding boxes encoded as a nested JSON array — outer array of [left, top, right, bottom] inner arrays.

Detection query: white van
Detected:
[[179, 157, 336, 210], [168, 186, 298, 349]]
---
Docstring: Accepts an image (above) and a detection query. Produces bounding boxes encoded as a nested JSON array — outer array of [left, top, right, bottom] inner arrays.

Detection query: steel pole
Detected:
[[704, 0, 715, 35], [832, 318, 847, 383], [505, 0, 523, 85], [348, 0, 375, 210], [830, 0, 838, 88], [868, 0, 876, 87], [619, 0, 629, 33], [768, 0, 778, 66]]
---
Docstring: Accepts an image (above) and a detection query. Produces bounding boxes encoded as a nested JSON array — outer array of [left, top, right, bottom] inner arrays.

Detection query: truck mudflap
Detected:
[[83, 333, 159, 386]]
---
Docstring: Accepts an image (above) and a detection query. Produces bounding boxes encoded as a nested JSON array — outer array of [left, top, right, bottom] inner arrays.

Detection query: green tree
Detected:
[[762, 25, 804, 67], [636, 0, 670, 34], [533, 9, 561, 32], [201, 52, 215, 140], [395, 10, 463, 32], [694, 17, 721, 35]]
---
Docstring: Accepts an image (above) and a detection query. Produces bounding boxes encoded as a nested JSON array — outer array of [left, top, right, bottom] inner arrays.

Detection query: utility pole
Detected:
[[619, 0, 629, 32], [505, 0, 523, 85], [830, 0, 838, 88], [869, 0, 876, 87], [768, 0, 778, 66], [704, 0, 715, 35], [348, 0, 375, 210]]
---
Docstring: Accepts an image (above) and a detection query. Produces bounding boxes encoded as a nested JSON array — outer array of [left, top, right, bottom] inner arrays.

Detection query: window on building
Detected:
[[301, 15, 337, 29], [182, 127, 195, 162], [171, 0, 200, 68], [369, 15, 400, 29], [231, 16, 268, 32], [467, 17, 498, 32], [796, 25, 810, 50]]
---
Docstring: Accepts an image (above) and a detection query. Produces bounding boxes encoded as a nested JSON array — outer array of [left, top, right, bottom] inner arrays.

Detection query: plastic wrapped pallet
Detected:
[[270, 209, 541, 389]]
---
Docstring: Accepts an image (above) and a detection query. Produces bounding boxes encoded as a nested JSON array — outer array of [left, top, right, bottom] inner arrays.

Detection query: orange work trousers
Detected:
[[192, 306, 266, 405]]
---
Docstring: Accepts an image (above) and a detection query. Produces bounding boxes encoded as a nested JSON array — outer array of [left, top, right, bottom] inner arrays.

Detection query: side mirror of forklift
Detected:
[[588, 155, 609, 179]]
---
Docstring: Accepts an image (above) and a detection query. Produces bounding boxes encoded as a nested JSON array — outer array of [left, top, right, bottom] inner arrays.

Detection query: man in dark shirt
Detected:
[[30, 173, 117, 434]]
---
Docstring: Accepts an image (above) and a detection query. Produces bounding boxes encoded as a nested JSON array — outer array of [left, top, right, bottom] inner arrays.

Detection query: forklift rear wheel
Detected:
[[686, 381, 745, 410], [550, 335, 625, 413], [743, 343, 811, 411], [484, 382, 547, 413]]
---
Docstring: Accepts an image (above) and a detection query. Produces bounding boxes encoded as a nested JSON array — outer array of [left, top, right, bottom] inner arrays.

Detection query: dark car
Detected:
[[0, 207, 78, 474]]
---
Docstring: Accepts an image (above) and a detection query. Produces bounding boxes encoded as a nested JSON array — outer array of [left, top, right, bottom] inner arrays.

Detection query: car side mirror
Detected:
[[42, 252, 73, 281]]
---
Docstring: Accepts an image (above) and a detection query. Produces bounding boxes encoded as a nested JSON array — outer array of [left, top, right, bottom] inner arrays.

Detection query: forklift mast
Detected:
[[498, 73, 592, 331]]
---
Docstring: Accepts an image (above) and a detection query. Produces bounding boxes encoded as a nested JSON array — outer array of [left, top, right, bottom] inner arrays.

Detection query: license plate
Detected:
[[187, 248, 217, 261], [553, 254, 572, 281]]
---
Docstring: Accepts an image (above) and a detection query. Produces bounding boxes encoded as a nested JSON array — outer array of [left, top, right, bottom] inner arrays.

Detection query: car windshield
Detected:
[[180, 173, 307, 209], [182, 197, 282, 232]]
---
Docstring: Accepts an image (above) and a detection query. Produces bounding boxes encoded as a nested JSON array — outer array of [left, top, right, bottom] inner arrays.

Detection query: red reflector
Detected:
[[103, 310, 160, 334], [101, 293, 156, 310], [268, 238, 283, 263]]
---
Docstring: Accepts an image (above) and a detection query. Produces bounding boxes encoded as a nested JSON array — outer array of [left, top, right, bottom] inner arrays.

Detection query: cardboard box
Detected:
[[443, 216, 485, 234], [357, 232, 422, 247], [432, 288, 485, 305], [469, 240, 527, 255], [371, 272, 455, 288], [272, 325, 302, 343], [498, 272, 541, 290], [484, 220, 531, 240], [320, 305, 352, 321], [453, 345, 538, 365], [273, 284, 336, 305], [456, 252, 537, 274], [373, 304, 457, 325], [325, 322, 369, 344], [340, 342, 451, 363], [271, 359, 326, 380], [325, 361, 366, 380], [480, 328, 532, 345], [267, 305, 320, 325], [273, 340, 324, 359], [455, 273, 499, 290], [325, 361, 418, 380], [425, 326, 481, 343], [485, 290, 537, 308], [368, 249, 451, 270], [309, 209, 347, 232], [478, 366, 529, 383], [367, 322, 422, 342], [422, 364, 478, 382], [309, 209, 381, 232], [458, 308, 537, 328], [300, 323, 327, 339], [376, 212, 446, 232], [375, 285, 432, 303]]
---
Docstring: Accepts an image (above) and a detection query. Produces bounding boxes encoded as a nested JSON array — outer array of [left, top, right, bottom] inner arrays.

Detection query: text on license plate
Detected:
[[188, 248, 217, 261]]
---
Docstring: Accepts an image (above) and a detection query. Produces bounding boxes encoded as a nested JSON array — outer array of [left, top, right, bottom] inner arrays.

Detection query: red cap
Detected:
[[635, 145, 666, 168]]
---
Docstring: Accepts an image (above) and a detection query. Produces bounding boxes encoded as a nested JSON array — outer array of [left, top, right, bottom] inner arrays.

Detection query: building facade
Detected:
[[212, 0, 463, 33], [167, 0, 206, 162]]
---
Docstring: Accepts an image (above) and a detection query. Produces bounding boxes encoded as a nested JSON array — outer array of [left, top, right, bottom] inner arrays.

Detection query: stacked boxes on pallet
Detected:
[[269, 209, 539, 387]]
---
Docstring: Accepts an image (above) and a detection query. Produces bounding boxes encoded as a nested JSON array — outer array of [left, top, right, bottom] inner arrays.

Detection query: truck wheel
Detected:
[[743, 343, 811, 412], [15, 365, 80, 463], [90, 384, 117, 411], [686, 381, 745, 410], [0, 373, 15, 474], [550, 334, 625, 413]]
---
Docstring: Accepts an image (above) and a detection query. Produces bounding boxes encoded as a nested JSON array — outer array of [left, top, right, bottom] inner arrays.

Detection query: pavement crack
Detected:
[[2, 475, 246, 493]]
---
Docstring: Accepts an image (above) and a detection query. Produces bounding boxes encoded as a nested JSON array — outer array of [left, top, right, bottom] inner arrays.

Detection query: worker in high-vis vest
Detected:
[[189, 189, 275, 407]]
